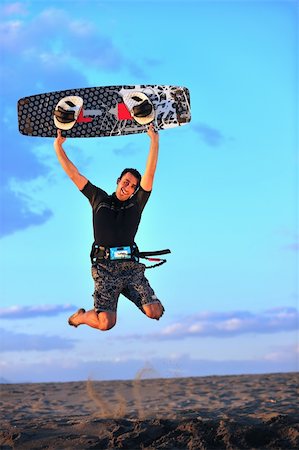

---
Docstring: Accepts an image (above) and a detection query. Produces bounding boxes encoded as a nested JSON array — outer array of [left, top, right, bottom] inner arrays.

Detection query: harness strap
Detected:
[[138, 249, 171, 258], [140, 257, 168, 269], [138, 249, 171, 269]]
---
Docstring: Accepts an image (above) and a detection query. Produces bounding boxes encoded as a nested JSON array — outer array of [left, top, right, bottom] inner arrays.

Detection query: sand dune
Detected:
[[0, 372, 298, 449]]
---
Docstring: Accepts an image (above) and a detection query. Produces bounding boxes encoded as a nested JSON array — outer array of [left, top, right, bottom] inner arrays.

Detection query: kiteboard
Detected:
[[17, 85, 191, 138]]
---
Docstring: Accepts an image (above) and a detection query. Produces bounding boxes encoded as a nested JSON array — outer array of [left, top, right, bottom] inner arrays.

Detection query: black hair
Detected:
[[119, 168, 142, 188]]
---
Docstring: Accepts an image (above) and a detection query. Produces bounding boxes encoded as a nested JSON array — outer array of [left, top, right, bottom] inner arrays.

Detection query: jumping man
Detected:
[[54, 124, 164, 331]]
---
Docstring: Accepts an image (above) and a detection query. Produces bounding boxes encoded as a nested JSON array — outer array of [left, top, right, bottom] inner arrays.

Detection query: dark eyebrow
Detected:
[[124, 177, 137, 187]]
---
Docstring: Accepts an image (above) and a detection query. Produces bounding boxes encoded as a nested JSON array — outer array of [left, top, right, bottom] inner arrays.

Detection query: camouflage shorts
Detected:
[[91, 260, 163, 314]]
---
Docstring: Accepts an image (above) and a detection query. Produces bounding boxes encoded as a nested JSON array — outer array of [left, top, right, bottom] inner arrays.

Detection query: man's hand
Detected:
[[55, 129, 66, 146], [147, 123, 159, 141]]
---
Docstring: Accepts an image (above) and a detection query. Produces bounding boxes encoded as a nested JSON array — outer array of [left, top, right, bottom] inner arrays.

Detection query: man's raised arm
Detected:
[[54, 130, 88, 191], [140, 124, 159, 192]]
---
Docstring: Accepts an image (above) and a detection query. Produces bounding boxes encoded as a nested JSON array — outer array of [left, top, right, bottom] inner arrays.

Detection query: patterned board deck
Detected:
[[18, 85, 191, 138]]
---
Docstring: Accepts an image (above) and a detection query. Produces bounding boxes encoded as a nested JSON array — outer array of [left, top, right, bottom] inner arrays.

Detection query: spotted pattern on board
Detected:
[[18, 85, 191, 138]]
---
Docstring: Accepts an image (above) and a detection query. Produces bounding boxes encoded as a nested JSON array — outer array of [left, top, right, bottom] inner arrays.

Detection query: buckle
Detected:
[[92, 244, 139, 263], [110, 246, 132, 260]]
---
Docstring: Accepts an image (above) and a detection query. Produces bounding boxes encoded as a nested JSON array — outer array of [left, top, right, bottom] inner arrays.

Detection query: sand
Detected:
[[0, 372, 298, 449]]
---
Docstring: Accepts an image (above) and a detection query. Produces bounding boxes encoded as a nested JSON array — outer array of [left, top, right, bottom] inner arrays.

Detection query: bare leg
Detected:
[[68, 309, 116, 330]]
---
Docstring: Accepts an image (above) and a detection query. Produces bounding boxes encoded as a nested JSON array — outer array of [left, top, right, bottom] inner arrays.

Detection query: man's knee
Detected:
[[97, 312, 116, 331], [143, 303, 164, 320]]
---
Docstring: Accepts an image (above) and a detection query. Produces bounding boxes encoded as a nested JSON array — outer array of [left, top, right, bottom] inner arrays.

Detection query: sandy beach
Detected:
[[0, 372, 298, 449]]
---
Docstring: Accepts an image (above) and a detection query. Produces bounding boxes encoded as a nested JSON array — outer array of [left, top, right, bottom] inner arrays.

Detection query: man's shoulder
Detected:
[[134, 186, 151, 211], [81, 181, 108, 203], [135, 185, 151, 198], [81, 181, 106, 194]]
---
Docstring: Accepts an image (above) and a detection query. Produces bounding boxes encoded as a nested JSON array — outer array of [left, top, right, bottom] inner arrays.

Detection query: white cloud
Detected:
[[218, 318, 242, 331], [161, 323, 184, 335], [0, 304, 77, 319], [0, 327, 76, 352], [121, 307, 299, 341], [188, 323, 204, 333], [0, 7, 141, 74], [1, 3, 28, 16]]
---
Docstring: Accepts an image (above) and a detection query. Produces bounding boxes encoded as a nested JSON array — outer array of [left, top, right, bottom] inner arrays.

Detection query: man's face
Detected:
[[115, 172, 139, 201]]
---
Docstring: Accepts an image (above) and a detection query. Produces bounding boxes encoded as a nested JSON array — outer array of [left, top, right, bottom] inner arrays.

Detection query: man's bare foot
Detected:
[[68, 308, 86, 327]]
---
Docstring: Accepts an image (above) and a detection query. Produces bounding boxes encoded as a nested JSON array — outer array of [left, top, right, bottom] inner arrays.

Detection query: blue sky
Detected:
[[0, 0, 298, 383]]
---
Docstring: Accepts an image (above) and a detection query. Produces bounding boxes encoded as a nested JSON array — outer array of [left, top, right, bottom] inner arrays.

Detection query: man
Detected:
[[54, 125, 164, 331]]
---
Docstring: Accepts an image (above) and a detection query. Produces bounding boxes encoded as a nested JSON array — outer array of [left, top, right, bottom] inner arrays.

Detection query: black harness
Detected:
[[91, 243, 171, 269]]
